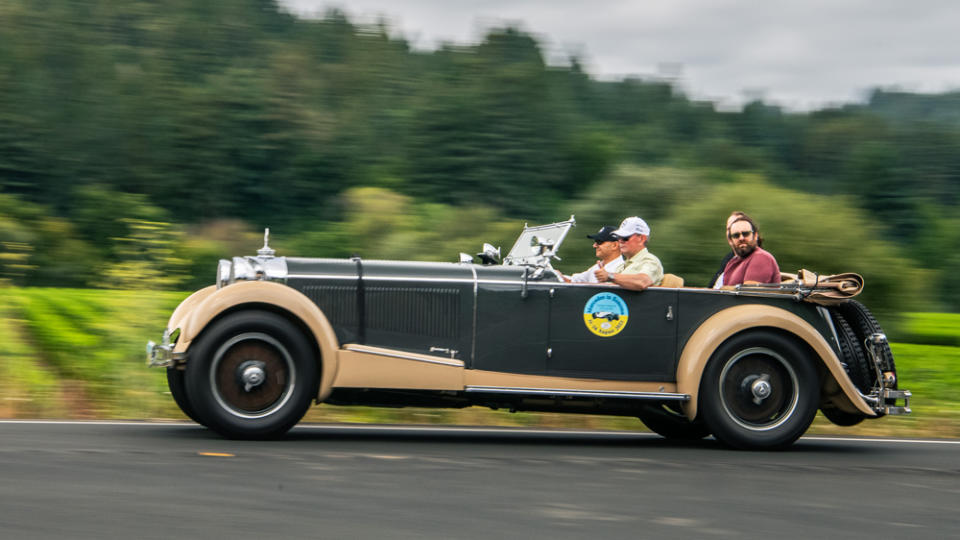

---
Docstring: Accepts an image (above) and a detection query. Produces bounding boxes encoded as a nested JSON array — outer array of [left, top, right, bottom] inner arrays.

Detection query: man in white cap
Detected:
[[594, 216, 663, 291]]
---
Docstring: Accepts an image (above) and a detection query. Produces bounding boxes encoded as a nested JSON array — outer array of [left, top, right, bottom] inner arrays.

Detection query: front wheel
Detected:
[[166, 367, 204, 425], [699, 331, 819, 450], [185, 310, 318, 439]]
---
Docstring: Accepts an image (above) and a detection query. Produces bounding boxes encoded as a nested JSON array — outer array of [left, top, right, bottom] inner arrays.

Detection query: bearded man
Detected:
[[721, 215, 780, 286]]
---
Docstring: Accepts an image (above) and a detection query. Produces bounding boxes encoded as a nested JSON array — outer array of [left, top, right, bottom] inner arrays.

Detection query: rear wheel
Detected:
[[185, 310, 318, 439], [638, 403, 710, 440], [820, 404, 865, 426], [699, 331, 819, 450]]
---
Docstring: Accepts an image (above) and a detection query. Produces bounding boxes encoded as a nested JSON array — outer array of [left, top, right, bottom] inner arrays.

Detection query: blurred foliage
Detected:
[[0, 0, 958, 309], [282, 187, 523, 262], [101, 218, 190, 290]]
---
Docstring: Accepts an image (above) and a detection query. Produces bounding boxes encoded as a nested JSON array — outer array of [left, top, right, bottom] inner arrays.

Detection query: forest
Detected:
[[2, 0, 959, 318]]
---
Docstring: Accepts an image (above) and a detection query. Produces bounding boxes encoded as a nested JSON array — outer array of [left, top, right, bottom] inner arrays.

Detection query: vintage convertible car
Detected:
[[147, 217, 910, 449]]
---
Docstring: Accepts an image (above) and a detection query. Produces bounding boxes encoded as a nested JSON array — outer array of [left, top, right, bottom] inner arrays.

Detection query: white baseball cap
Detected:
[[612, 216, 650, 238]]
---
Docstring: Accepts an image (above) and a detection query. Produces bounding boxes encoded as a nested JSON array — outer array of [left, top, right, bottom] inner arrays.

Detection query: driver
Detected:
[[561, 226, 624, 283], [594, 216, 663, 291]]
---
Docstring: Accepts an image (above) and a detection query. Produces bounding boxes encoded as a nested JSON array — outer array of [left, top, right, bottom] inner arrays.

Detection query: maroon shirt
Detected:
[[722, 247, 781, 285]]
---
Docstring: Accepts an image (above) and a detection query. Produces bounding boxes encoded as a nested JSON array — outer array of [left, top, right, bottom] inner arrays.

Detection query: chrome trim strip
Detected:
[[287, 274, 568, 287], [469, 264, 478, 367], [286, 273, 363, 280], [464, 385, 689, 401], [343, 345, 465, 367]]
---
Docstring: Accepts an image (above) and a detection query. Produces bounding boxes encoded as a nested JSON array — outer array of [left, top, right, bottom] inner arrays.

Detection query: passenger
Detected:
[[594, 216, 663, 290], [709, 211, 750, 288], [722, 214, 780, 286], [562, 226, 624, 283]]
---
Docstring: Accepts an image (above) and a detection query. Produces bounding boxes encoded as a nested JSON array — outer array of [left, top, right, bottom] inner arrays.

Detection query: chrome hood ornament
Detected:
[[257, 228, 275, 258]]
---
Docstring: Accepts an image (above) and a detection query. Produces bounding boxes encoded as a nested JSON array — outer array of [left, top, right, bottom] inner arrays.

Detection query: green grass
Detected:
[[2, 287, 189, 419], [901, 312, 960, 347], [0, 295, 69, 418], [1, 287, 958, 438]]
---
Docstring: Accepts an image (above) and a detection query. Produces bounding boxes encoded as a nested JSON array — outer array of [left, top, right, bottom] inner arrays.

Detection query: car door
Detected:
[[547, 284, 678, 381], [472, 267, 550, 375]]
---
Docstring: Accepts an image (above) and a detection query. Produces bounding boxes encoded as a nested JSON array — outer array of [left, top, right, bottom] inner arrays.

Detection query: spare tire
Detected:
[[834, 300, 896, 374], [831, 311, 874, 393]]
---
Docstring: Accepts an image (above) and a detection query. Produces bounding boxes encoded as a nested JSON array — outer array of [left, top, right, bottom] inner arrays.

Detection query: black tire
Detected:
[[699, 330, 819, 450], [638, 403, 711, 440], [820, 404, 865, 426], [166, 367, 204, 425], [820, 312, 869, 426], [184, 310, 318, 439], [831, 312, 874, 392], [834, 300, 896, 374]]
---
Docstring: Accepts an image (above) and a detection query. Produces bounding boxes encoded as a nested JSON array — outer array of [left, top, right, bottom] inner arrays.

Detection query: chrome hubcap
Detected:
[[750, 377, 772, 404], [239, 361, 266, 392], [210, 332, 296, 420], [719, 347, 799, 431]]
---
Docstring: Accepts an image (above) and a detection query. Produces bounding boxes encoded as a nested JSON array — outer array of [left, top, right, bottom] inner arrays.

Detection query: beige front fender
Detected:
[[170, 280, 340, 401], [676, 304, 875, 420]]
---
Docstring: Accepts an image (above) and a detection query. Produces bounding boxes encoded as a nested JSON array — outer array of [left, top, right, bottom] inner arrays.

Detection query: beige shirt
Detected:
[[615, 248, 663, 286]]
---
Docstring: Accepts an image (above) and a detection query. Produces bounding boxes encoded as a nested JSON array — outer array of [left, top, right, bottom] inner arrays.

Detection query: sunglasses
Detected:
[[617, 235, 634, 242], [728, 230, 754, 240]]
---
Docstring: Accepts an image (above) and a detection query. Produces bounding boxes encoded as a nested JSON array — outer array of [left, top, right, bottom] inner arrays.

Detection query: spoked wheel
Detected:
[[185, 310, 318, 439], [700, 331, 819, 449], [166, 367, 204, 425], [638, 402, 711, 441]]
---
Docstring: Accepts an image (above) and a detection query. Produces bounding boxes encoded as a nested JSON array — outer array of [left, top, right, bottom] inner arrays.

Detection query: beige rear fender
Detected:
[[676, 304, 876, 420], [171, 280, 340, 402]]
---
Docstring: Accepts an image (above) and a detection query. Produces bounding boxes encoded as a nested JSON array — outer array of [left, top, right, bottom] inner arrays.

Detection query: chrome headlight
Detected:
[[217, 259, 232, 289], [216, 256, 287, 288], [232, 256, 257, 281]]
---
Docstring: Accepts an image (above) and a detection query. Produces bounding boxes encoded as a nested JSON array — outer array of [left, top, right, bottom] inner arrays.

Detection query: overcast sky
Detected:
[[279, 0, 959, 111]]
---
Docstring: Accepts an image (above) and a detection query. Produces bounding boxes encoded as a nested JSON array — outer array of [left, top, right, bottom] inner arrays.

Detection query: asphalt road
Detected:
[[1, 421, 958, 539]]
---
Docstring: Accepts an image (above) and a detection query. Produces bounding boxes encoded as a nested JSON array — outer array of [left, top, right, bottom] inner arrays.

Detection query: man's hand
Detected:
[[596, 270, 653, 291], [593, 262, 609, 283]]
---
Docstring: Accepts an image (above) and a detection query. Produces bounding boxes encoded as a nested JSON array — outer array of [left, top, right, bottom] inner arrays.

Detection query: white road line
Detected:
[[802, 436, 960, 445]]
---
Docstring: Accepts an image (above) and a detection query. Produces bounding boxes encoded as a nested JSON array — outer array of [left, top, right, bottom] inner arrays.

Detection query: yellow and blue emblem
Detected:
[[583, 292, 629, 337]]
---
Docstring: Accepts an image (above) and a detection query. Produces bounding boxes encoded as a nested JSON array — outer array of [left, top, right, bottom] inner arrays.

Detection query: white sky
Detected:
[[278, 0, 960, 111]]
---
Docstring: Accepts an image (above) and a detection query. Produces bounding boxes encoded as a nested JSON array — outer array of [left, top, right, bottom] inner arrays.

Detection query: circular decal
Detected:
[[583, 292, 629, 337]]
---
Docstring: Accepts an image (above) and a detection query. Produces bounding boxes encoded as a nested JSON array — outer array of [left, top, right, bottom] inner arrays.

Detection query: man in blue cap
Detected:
[[562, 225, 624, 283]]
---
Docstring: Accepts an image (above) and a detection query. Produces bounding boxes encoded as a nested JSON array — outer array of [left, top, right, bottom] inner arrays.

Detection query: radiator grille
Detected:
[[367, 287, 460, 338], [300, 284, 460, 338], [301, 284, 358, 327]]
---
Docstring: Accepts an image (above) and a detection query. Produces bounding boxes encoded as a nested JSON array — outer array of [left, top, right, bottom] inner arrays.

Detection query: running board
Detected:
[[464, 386, 689, 401]]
